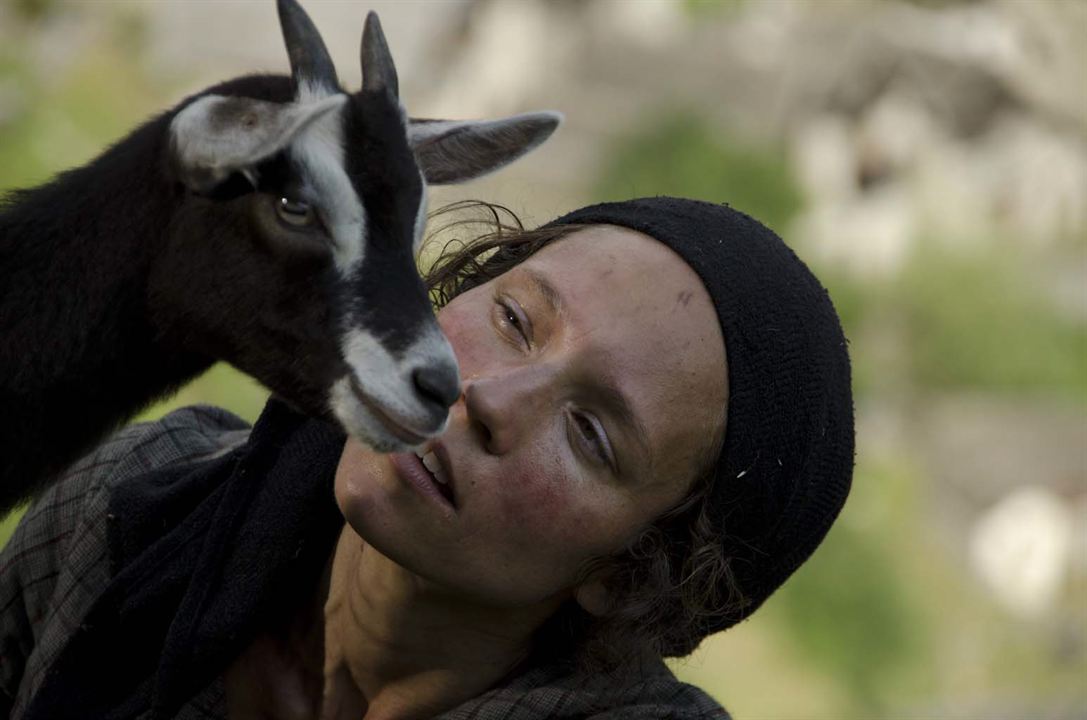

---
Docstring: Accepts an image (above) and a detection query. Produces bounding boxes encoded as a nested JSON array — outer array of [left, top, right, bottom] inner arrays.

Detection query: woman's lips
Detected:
[[390, 451, 457, 513], [415, 447, 454, 502]]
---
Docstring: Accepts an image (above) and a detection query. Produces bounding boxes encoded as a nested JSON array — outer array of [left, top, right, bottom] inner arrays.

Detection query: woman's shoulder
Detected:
[[0, 405, 251, 715], [10, 404, 251, 556], [87, 405, 252, 489], [438, 658, 730, 720], [4, 403, 251, 576], [10, 403, 253, 608]]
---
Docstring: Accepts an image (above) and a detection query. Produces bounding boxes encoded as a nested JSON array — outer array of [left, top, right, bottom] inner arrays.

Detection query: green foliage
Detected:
[[899, 242, 1087, 401], [136, 363, 269, 426], [808, 240, 1087, 404], [900, 0, 985, 7], [594, 113, 804, 237], [682, 0, 747, 20], [10, 0, 56, 22], [0, 44, 159, 193], [768, 521, 922, 712], [0, 506, 26, 550], [761, 457, 938, 717]]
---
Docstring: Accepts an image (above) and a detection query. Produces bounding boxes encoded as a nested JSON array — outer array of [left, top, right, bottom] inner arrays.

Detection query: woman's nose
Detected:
[[462, 366, 553, 455]]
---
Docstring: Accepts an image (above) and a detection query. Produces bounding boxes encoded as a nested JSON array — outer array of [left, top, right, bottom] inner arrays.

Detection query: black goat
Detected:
[[0, 0, 560, 511]]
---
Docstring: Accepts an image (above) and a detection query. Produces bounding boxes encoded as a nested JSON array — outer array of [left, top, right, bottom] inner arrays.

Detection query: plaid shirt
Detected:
[[0, 407, 730, 719]]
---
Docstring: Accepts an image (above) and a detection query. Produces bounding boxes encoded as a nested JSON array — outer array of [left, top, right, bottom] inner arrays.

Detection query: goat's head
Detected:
[[160, 0, 560, 451]]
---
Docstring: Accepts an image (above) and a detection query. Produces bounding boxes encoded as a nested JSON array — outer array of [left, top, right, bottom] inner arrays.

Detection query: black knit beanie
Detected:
[[545, 197, 854, 640]]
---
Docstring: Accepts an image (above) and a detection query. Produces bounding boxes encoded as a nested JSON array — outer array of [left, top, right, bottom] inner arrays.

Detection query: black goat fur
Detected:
[[0, 75, 350, 510]]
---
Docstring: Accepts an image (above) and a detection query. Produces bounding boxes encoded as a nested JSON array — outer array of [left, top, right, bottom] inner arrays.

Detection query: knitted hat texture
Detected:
[[546, 197, 855, 640]]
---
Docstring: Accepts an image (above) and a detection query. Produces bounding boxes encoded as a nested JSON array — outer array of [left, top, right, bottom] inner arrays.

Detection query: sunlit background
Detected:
[[1, 0, 1085, 718]]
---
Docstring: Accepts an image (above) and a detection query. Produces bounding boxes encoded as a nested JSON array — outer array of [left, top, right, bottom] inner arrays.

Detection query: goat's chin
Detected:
[[328, 376, 439, 453], [346, 427, 410, 454]]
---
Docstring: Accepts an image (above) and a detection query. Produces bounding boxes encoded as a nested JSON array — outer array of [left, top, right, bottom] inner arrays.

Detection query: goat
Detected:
[[0, 0, 561, 511]]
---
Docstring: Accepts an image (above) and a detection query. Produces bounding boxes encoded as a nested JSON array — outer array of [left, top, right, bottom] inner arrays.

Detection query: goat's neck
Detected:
[[0, 114, 212, 492]]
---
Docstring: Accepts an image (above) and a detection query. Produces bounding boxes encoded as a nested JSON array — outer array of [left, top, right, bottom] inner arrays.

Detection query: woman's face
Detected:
[[334, 225, 727, 608]]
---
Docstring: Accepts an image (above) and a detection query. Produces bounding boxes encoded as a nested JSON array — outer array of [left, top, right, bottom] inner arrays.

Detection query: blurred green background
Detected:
[[1, 1, 1084, 718]]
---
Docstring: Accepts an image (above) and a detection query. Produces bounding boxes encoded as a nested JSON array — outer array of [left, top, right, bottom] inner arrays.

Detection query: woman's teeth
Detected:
[[414, 449, 448, 485]]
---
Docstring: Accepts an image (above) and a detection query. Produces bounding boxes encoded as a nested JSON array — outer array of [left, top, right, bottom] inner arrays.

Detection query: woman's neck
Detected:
[[320, 529, 561, 720]]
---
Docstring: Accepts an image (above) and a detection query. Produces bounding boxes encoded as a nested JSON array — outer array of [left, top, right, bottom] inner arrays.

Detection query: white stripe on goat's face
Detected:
[[283, 91, 429, 269], [286, 98, 366, 273], [281, 89, 453, 452], [330, 325, 455, 452]]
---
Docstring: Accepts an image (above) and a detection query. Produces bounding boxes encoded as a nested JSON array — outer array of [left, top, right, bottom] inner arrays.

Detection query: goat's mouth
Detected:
[[347, 376, 428, 447]]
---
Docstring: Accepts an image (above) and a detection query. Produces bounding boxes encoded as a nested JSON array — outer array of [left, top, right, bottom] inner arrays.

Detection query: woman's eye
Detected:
[[504, 306, 522, 332], [275, 196, 316, 227], [572, 411, 611, 468], [496, 299, 530, 345]]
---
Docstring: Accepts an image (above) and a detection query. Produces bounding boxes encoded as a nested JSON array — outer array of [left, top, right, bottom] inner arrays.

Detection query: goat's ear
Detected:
[[408, 112, 563, 185], [170, 94, 345, 194]]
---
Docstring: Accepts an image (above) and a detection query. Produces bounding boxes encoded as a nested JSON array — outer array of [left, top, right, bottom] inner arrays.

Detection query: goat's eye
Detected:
[[275, 197, 316, 227]]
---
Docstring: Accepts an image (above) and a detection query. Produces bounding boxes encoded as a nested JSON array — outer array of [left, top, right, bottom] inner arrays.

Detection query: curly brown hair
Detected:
[[423, 201, 748, 670]]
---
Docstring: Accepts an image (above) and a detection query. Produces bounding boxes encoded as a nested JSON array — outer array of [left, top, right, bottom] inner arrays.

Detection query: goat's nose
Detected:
[[413, 364, 461, 410]]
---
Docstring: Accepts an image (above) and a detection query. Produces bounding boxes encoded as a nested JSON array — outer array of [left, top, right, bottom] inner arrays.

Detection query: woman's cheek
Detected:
[[495, 461, 609, 556], [439, 302, 492, 377]]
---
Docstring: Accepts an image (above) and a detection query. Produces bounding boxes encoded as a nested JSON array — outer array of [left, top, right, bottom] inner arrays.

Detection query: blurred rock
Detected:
[[969, 485, 1073, 619], [917, 393, 1087, 623], [424, 0, 571, 118], [978, 115, 1087, 246], [919, 395, 1086, 504], [795, 185, 915, 279]]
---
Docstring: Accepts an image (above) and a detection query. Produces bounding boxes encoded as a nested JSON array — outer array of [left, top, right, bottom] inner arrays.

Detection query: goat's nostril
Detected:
[[413, 365, 460, 410]]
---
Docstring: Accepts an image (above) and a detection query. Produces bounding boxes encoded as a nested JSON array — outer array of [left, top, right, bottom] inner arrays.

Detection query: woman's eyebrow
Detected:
[[520, 267, 564, 317]]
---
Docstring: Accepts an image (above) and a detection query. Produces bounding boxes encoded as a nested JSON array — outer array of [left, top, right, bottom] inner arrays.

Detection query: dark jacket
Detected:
[[0, 402, 728, 719]]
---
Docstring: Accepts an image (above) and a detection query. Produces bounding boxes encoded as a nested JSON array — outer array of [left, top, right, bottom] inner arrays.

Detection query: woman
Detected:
[[0, 197, 854, 719]]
